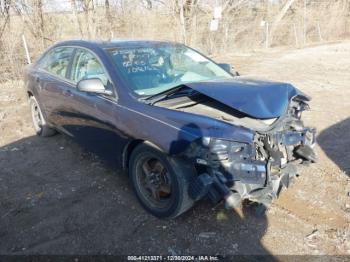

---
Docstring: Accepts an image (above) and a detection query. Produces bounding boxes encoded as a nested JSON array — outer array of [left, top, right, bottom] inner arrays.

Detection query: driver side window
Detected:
[[71, 49, 109, 88]]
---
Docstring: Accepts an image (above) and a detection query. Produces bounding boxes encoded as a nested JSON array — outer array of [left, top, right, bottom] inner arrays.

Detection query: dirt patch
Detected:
[[0, 43, 349, 255]]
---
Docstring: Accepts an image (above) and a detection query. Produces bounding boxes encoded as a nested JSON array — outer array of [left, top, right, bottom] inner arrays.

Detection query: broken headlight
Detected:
[[200, 137, 249, 163], [290, 97, 310, 119]]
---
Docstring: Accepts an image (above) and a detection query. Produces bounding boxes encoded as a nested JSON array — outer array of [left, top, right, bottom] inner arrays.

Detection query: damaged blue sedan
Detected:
[[25, 40, 316, 218]]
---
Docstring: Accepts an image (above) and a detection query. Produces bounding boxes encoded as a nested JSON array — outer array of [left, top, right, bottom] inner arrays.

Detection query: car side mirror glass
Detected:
[[218, 63, 240, 76], [77, 78, 112, 96], [218, 63, 231, 73]]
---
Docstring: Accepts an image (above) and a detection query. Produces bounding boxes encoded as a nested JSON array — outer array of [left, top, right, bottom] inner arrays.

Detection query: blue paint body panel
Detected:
[[24, 40, 306, 169]]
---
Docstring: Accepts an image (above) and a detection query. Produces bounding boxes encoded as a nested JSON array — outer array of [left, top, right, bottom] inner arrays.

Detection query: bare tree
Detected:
[[32, 0, 45, 47], [0, 0, 11, 40], [105, 0, 113, 38], [222, 0, 246, 15], [71, 0, 84, 37], [78, 0, 95, 39], [143, 0, 152, 9], [11, 0, 47, 48], [269, 0, 296, 44], [174, 0, 200, 44]]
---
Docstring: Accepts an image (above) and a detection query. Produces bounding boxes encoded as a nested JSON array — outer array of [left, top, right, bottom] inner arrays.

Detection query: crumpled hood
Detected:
[[184, 78, 308, 119]]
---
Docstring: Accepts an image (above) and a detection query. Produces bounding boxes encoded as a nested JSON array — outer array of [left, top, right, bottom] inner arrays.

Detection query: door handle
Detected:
[[62, 89, 73, 97], [35, 76, 43, 91]]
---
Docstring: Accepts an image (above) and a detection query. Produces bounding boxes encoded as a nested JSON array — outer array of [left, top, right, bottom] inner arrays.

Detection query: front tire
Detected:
[[29, 96, 56, 137], [129, 143, 194, 219]]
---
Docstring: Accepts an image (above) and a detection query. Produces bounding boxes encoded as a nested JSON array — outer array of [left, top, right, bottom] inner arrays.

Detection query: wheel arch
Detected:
[[122, 139, 166, 170]]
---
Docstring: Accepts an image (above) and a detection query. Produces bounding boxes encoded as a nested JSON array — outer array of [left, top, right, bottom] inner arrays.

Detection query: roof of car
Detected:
[[54, 39, 180, 50]]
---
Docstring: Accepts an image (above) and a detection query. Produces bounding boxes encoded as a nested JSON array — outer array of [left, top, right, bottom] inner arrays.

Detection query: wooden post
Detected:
[[22, 34, 31, 64], [317, 22, 323, 42], [293, 23, 299, 47], [265, 22, 269, 48]]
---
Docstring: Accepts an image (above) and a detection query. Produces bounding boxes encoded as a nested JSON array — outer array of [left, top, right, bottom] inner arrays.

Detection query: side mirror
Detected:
[[77, 78, 112, 96], [218, 63, 240, 76], [218, 63, 231, 73]]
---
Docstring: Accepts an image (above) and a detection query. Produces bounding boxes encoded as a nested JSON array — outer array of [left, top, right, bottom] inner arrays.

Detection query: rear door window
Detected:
[[37, 47, 74, 79]]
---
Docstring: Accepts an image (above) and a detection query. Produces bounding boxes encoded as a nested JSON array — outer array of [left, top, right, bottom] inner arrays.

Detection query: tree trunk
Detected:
[[33, 0, 45, 48], [178, 0, 187, 44], [0, 0, 11, 41], [105, 0, 113, 39], [71, 0, 84, 37], [269, 0, 296, 44], [81, 0, 94, 39]]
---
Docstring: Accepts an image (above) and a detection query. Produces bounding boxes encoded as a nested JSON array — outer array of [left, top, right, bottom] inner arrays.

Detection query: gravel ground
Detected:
[[0, 42, 349, 255]]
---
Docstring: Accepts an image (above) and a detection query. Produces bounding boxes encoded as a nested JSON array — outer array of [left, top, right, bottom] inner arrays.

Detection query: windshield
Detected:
[[107, 44, 233, 97]]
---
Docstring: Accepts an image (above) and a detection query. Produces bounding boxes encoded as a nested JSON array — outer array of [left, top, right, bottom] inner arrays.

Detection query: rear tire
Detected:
[[129, 143, 194, 219], [29, 96, 56, 137]]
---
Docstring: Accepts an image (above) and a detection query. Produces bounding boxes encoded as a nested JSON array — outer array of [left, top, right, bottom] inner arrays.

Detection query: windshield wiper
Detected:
[[141, 84, 194, 105]]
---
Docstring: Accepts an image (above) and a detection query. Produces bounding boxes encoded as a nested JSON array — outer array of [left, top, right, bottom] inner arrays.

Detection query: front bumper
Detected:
[[188, 127, 317, 208]]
